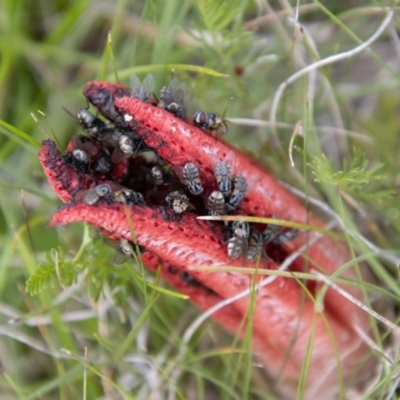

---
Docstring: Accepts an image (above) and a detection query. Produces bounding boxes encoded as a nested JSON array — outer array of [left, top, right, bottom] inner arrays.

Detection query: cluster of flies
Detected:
[[229, 220, 298, 262], [66, 73, 297, 264]]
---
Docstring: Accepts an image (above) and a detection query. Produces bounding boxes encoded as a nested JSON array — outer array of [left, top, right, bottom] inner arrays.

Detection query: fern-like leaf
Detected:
[[26, 247, 78, 295], [309, 148, 394, 204], [26, 263, 58, 295], [195, 0, 240, 33]]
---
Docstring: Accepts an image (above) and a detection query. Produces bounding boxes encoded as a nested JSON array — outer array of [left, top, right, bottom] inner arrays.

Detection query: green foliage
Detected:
[[309, 147, 394, 205], [190, 0, 252, 73], [85, 255, 132, 304], [0, 0, 398, 399], [195, 0, 241, 33], [26, 247, 78, 295]]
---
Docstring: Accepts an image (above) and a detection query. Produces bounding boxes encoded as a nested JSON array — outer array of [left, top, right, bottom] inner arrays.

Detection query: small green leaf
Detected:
[[59, 262, 78, 286], [195, 0, 240, 33], [26, 247, 78, 295], [309, 148, 394, 204], [26, 263, 58, 295]]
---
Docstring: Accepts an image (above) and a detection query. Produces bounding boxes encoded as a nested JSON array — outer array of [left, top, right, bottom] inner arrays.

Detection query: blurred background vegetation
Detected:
[[0, 0, 399, 398]]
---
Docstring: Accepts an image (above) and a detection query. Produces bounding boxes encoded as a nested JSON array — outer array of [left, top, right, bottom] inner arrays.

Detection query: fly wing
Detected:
[[103, 237, 121, 251], [173, 81, 187, 104], [62, 106, 78, 123], [103, 238, 133, 265], [90, 227, 104, 240], [130, 74, 142, 98], [168, 76, 179, 91], [113, 251, 131, 265], [142, 73, 155, 97], [174, 81, 189, 119]]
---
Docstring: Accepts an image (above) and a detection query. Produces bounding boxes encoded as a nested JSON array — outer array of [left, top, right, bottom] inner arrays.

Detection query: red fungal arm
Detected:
[[80, 81, 374, 396], [36, 81, 375, 397], [141, 252, 291, 393], [83, 81, 367, 330], [38, 139, 96, 203], [141, 251, 304, 394], [50, 201, 370, 395]]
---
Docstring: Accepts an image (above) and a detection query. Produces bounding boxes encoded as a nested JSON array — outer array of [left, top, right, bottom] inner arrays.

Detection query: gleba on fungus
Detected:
[[37, 79, 376, 399]]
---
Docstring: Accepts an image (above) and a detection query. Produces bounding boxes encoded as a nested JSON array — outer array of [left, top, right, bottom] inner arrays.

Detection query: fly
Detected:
[[263, 218, 298, 245], [166, 191, 194, 214], [262, 222, 282, 244], [63, 107, 111, 141], [130, 73, 156, 104], [109, 132, 149, 163], [211, 150, 235, 198], [272, 228, 298, 245], [81, 183, 112, 205], [149, 165, 170, 186], [72, 148, 89, 163], [103, 238, 135, 265], [76, 108, 111, 140], [158, 77, 187, 120], [226, 172, 258, 211], [182, 162, 203, 195], [205, 190, 226, 216], [226, 174, 245, 210], [227, 221, 250, 260], [246, 230, 264, 262], [193, 111, 227, 135], [111, 187, 146, 206]]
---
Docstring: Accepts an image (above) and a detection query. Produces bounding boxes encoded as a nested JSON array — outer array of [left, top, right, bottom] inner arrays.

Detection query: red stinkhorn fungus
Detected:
[[38, 80, 375, 399]]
